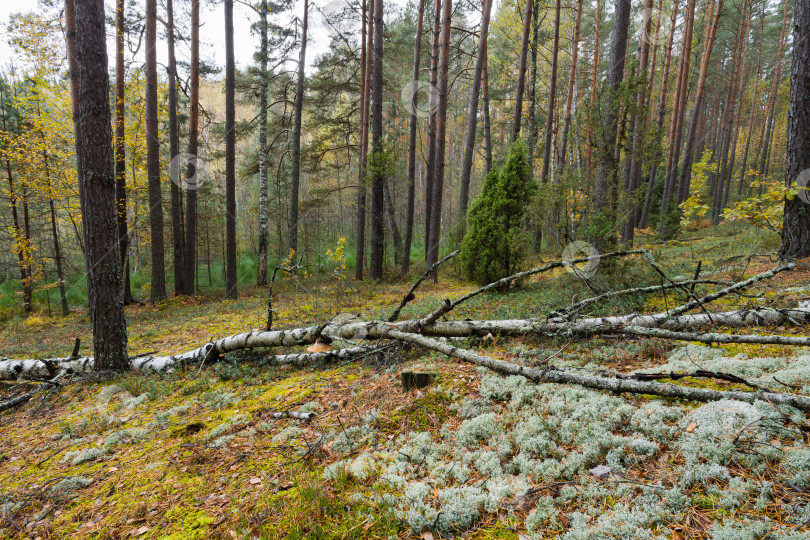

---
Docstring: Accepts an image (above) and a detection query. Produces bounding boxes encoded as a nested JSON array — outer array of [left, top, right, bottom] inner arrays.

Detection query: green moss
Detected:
[[160, 507, 215, 539]]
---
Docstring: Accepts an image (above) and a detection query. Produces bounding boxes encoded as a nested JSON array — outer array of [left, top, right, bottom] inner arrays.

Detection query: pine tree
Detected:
[[460, 140, 533, 286]]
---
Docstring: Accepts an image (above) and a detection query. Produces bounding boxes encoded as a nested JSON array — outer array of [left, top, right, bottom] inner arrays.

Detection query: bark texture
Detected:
[[71, 0, 129, 370]]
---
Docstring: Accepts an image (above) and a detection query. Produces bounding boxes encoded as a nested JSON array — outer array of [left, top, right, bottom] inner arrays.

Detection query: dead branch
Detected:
[[665, 262, 795, 319], [389, 250, 459, 322], [380, 328, 810, 413], [621, 369, 766, 391], [621, 325, 810, 347], [548, 279, 730, 321], [269, 411, 316, 421], [447, 249, 647, 311]]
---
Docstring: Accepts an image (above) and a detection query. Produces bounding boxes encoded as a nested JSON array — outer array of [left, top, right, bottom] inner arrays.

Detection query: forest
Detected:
[[1, 0, 810, 538]]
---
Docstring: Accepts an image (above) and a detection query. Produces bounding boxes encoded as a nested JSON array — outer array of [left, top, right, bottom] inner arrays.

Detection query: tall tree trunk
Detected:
[[426, 0, 452, 277], [482, 47, 492, 175], [402, 0, 426, 275], [0, 84, 31, 314], [114, 0, 133, 304], [184, 0, 200, 294], [591, 0, 631, 252], [710, 0, 743, 224], [289, 0, 309, 259], [424, 0, 441, 261], [257, 0, 269, 286], [145, 0, 166, 301], [355, 0, 371, 280], [585, 0, 601, 175], [457, 0, 494, 231], [384, 181, 402, 265], [512, 0, 533, 141], [558, 0, 583, 171], [621, 0, 656, 245], [738, 12, 765, 196], [166, 0, 184, 295], [368, 0, 385, 279], [720, 0, 752, 212], [676, 0, 724, 210], [759, 1, 790, 182], [779, 0, 810, 259], [36, 101, 70, 316], [539, 0, 561, 185], [224, 0, 237, 299], [527, 0, 540, 180], [657, 0, 696, 234], [71, 0, 129, 370], [46, 178, 69, 317]]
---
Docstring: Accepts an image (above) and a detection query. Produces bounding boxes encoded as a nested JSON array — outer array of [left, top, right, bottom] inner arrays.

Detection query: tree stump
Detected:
[[401, 371, 435, 391]]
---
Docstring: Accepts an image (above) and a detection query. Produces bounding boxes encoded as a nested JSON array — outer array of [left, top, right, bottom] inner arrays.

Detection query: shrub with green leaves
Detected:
[[460, 140, 533, 285]]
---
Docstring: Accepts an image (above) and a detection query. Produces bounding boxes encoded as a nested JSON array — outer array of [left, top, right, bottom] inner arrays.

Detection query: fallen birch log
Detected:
[[4, 307, 810, 381], [0, 342, 370, 381], [381, 328, 810, 413]]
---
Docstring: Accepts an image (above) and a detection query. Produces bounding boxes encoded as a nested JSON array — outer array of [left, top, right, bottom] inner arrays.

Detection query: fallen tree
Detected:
[[2, 256, 809, 414]]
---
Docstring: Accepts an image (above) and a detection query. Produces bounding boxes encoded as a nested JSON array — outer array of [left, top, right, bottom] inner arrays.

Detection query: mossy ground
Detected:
[[1, 228, 809, 539]]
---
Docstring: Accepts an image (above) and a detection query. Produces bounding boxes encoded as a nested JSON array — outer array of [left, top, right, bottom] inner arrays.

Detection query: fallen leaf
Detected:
[[686, 422, 697, 433], [136, 526, 150, 535], [249, 477, 262, 485], [589, 465, 611, 479], [421, 533, 434, 540], [307, 341, 331, 353]]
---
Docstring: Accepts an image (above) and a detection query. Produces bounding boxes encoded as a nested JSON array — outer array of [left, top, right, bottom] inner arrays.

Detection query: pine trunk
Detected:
[[591, 0, 631, 252], [368, 0, 385, 280], [184, 0, 200, 294], [257, 0, 269, 286], [426, 0, 452, 278], [676, 0, 724, 209], [402, 0, 426, 275], [289, 0, 309, 259], [145, 0, 166, 301], [779, 0, 810, 259], [71, 0, 129, 370], [115, 0, 133, 303], [558, 0, 583, 171], [512, 0, 533, 141], [540, 0, 561, 184], [166, 0, 185, 295], [224, 0, 237, 299], [457, 0, 494, 232]]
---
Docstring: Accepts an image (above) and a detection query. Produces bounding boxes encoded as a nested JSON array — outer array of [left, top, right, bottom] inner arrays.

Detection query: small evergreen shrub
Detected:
[[460, 140, 533, 285]]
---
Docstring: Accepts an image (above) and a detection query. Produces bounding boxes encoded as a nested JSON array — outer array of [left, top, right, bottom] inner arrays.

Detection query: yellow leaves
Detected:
[[722, 175, 790, 232], [325, 237, 347, 278], [679, 194, 709, 230]]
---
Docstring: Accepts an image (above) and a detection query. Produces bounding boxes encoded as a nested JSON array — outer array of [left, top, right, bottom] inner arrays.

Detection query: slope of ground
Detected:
[[1, 227, 809, 539]]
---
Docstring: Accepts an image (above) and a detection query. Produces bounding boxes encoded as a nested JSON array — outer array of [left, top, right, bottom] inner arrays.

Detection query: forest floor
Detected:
[[1, 224, 810, 539]]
